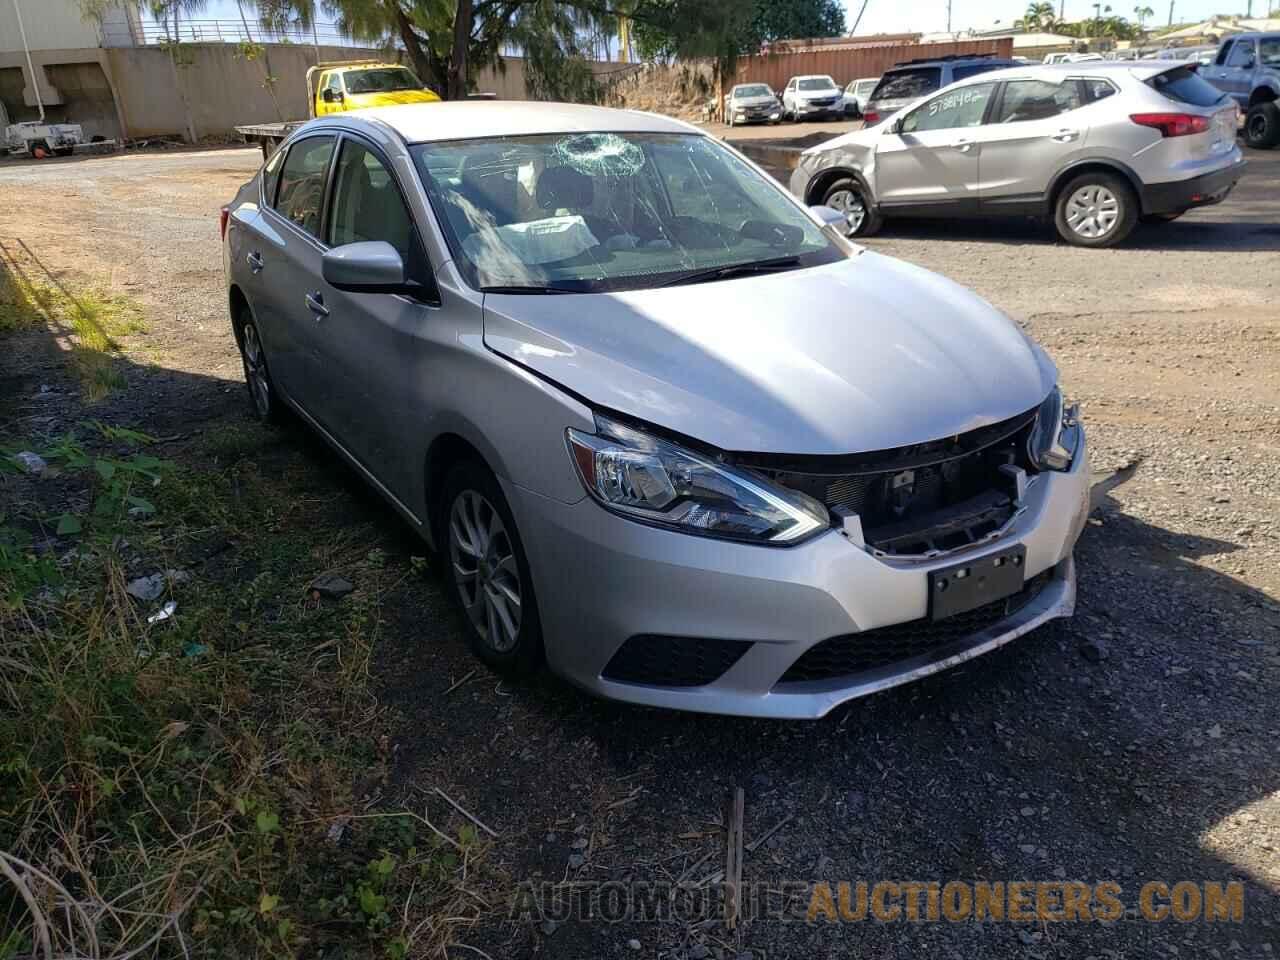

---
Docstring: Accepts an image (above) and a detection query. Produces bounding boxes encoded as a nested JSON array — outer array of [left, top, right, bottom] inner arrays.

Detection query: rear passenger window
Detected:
[[328, 139, 414, 260], [274, 136, 335, 238], [993, 79, 1084, 123], [1082, 78, 1117, 102], [262, 146, 285, 206]]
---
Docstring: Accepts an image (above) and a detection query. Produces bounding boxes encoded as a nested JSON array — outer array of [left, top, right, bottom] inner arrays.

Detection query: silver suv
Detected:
[[792, 62, 1246, 247], [223, 102, 1088, 718]]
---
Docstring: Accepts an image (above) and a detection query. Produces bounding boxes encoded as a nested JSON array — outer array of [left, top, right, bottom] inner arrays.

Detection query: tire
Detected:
[[1053, 172, 1138, 248], [822, 177, 882, 238], [1244, 101, 1280, 149], [1140, 210, 1185, 224], [235, 307, 286, 424], [438, 459, 543, 676]]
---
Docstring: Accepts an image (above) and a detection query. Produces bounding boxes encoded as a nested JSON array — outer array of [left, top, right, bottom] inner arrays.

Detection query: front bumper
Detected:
[[1141, 158, 1247, 215], [509, 431, 1090, 719]]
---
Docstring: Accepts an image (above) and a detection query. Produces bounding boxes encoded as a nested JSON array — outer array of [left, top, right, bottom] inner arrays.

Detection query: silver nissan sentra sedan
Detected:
[[222, 101, 1089, 719]]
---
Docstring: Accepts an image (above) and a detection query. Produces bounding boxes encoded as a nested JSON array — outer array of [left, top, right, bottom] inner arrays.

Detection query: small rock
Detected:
[[540, 919, 557, 936], [1019, 843, 1037, 854], [146, 601, 177, 625], [568, 853, 585, 868], [545, 832, 556, 842], [127, 573, 167, 602], [1019, 930, 1043, 945], [13, 451, 48, 476], [310, 574, 354, 599], [570, 837, 588, 849], [1207, 723, 1223, 739], [627, 939, 641, 951], [1020, 806, 1036, 817], [1079, 638, 1109, 663], [690, 946, 709, 960]]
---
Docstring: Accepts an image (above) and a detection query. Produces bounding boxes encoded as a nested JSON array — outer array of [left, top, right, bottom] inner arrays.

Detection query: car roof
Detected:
[[791, 74, 835, 81], [888, 56, 1017, 69], [940, 60, 1182, 86], [348, 101, 700, 143], [330, 63, 403, 73]]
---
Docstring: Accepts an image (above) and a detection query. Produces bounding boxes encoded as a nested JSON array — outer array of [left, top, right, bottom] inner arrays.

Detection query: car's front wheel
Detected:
[[1054, 173, 1137, 248], [439, 460, 543, 675], [1244, 101, 1280, 149], [822, 178, 882, 237]]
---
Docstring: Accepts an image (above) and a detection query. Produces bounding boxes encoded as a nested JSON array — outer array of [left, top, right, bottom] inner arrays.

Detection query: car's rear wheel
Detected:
[[1244, 101, 1280, 149], [439, 459, 543, 675], [822, 178, 882, 237], [236, 308, 286, 423], [1054, 173, 1137, 248]]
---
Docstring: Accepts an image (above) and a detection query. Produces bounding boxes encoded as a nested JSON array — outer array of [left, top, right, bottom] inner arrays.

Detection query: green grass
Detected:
[[0, 267, 145, 400], [0, 424, 489, 959]]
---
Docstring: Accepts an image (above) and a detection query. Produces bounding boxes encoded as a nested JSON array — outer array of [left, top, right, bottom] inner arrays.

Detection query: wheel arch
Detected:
[[1248, 85, 1279, 107], [228, 284, 252, 350], [1046, 160, 1144, 216], [803, 166, 873, 207], [423, 428, 506, 550]]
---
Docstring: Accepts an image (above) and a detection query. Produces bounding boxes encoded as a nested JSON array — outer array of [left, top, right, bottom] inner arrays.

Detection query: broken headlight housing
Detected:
[[566, 415, 829, 545], [1027, 386, 1080, 472]]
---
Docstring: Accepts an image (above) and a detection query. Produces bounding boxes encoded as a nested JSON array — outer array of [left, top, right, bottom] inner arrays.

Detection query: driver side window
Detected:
[[1226, 41, 1256, 68], [899, 82, 995, 133]]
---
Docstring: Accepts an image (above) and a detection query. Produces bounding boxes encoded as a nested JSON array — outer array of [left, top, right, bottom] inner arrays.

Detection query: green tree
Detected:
[[1015, 1, 1057, 30], [1133, 4, 1155, 29]]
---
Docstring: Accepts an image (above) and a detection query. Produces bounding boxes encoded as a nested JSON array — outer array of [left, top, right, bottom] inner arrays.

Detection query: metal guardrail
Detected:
[[99, 19, 378, 48]]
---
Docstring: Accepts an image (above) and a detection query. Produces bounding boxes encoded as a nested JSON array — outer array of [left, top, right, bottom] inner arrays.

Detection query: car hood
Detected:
[[346, 89, 441, 108], [482, 252, 1056, 456]]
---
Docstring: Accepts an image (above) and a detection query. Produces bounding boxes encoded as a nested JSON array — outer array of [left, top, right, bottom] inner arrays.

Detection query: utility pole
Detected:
[[946, 0, 953, 34], [11, 0, 45, 122], [1168, 0, 1174, 26]]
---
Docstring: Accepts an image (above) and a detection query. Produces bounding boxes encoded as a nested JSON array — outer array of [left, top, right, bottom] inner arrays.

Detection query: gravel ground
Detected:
[[1, 142, 1278, 959]]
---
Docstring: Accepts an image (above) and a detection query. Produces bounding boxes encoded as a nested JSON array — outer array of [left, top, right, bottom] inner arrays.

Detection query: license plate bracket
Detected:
[[928, 545, 1026, 622]]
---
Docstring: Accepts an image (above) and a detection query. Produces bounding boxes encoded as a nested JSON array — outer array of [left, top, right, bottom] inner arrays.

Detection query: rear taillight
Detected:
[[219, 206, 230, 240], [863, 111, 880, 125], [1130, 113, 1210, 137]]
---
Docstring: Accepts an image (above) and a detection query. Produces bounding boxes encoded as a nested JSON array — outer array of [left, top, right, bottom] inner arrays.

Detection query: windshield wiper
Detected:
[[480, 284, 583, 295], [658, 256, 804, 288]]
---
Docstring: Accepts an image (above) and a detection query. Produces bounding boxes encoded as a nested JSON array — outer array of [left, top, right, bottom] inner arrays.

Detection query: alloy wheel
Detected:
[[1065, 185, 1120, 239], [241, 323, 271, 417], [449, 490, 523, 653], [826, 187, 867, 234], [1248, 112, 1267, 141]]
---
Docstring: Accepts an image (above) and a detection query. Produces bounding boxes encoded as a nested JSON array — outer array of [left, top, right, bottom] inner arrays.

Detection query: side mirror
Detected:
[[809, 204, 849, 230], [323, 241, 412, 294], [321, 89, 342, 104]]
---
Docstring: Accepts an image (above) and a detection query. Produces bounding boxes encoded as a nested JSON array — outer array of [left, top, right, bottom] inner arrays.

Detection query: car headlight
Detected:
[[566, 415, 829, 545], [1027, 386, 1080, 471]]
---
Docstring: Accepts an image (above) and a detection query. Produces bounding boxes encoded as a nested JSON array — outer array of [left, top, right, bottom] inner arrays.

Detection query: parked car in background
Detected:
[[791, 62, 1245, 247], [1175, 44, 1220, 67], [222, 101, 1089, 718], [312, 62, 441, 116], [1202, 32, 1280, 148], [724, 83, 782, 126], [861, 54, 1022, 125], [781, 75, 845, 121], [843, 77, 880, 117]]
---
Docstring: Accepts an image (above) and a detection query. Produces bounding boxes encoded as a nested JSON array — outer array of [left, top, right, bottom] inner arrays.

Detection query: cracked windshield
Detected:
[[412, 132, 844, 292]]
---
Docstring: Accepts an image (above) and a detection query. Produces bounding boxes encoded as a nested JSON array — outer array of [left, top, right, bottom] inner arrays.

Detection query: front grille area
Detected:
[[748, 408, 1039, 556], [602, 635, 754, 688], [777, 571, 1053, 685]]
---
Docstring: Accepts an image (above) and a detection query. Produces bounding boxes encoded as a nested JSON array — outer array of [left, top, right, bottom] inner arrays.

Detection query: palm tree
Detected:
[[1133, 4, 1155, 29], [1019, 1, 1058, 29]]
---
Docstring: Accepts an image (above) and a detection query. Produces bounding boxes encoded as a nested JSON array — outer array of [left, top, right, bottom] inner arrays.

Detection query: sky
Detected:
[[845, 0, 1264, 35], [170, 0, 1261, 37]]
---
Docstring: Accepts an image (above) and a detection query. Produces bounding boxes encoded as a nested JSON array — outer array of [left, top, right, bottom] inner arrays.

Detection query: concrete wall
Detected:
[[1, 41, 645, 142], [0, 0, 122, 53]]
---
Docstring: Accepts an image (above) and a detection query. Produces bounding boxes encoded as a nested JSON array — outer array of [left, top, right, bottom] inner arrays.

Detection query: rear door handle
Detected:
[[952, 138, 973, 152], [305, 292, 329, 318], [246, 251, 264, 274], [1051, 129, 1080, 142]]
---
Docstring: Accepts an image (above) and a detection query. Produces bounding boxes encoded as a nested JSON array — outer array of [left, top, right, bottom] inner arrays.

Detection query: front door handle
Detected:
[[246, 251, 264, 274], [305, 292, 329, 318], [1051, 129, 1080, 142], [952, 138, 973, 152]]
